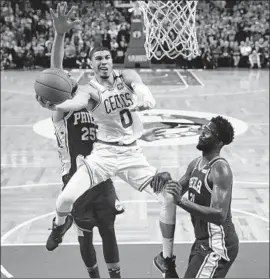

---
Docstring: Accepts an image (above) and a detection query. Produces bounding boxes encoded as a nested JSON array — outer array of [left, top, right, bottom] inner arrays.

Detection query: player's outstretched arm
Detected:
[[140, 127, 166, 142], [171, 161, 233, 225], [122, 69, 156, 111], [52, 83, 100, 112], [50, 3, 80, 120], [50, 2, 80, 69], [54, 85, 91, 112]]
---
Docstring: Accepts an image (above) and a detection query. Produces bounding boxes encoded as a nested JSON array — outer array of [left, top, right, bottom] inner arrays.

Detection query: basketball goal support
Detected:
[[124, 8, 151, 68]]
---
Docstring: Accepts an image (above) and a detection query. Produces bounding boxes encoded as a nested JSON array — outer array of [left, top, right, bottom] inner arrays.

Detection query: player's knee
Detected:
[[57, 190, 76, 206], [164, 191, 175, 205], [158, 190, 175, 206], [98, 222, 115, 238], [158, 191, 176, 224]]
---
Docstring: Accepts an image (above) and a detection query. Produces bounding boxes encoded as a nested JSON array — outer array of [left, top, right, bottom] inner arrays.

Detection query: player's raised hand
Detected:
[[36, 96, 57, 111], [50, 2, 81, 35], [140, 127, 166, 142]]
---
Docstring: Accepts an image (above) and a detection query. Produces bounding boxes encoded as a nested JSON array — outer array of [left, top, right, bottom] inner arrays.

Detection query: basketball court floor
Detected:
[[1, 68, 269, 278]]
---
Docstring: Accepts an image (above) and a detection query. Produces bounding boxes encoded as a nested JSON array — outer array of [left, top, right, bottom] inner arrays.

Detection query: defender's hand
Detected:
[[50, 2, 81, 35], [151, 172, 172, 193]]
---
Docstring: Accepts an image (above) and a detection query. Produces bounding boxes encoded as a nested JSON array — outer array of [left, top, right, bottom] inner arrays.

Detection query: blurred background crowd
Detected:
[[1, 0, 269, 70]]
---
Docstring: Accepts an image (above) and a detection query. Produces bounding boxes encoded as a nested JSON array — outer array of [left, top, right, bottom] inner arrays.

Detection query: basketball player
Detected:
[[48, 15, 122, 277], [39, 3, 178, 277], [52, 99, 123, 279], [50, 85, 164, 279], [161, 116, 239, 278], [44, 7, 168, 277]]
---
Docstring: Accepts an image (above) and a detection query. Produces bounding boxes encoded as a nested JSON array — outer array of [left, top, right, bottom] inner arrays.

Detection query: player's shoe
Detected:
[[46, 215, 73, 251], [115, 199, 125, 215], [153, 252, 179, 278]]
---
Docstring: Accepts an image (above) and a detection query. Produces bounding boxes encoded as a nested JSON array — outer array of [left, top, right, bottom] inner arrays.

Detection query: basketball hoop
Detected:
[[138, 0, 200, 60]]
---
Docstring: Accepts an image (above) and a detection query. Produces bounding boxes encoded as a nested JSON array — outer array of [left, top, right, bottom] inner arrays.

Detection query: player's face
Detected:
[[65, 71, 77, 97], [91, 50, 113, 79], [197, 122, 219, 152]]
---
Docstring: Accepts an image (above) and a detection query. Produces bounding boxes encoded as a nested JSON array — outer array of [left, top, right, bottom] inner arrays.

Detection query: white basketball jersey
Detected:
[[88, 70, 143, 144]]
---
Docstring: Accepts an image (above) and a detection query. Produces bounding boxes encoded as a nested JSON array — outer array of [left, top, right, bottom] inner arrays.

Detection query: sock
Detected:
[[55, 215, 67, 226], [87, 264, 100, 278], [162, 235, 174, 258], [160, 222, 175, 258], [158, 191, 176, 258], [108, 267, 121, 278], [55, 207, 71, 226]]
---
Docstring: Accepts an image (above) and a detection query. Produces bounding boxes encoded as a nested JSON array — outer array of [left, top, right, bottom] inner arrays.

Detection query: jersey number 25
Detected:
[[81, 127, 96, 141]]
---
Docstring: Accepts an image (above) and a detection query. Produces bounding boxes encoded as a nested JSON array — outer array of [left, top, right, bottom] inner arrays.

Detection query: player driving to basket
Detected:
[[37, 2, 179, 278]]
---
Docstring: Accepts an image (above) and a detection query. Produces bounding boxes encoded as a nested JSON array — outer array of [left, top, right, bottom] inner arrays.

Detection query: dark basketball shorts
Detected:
[[184, 239, 239, 278], [62, 175, 119, 231]]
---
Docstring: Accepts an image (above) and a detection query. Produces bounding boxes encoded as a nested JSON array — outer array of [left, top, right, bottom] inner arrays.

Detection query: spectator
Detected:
[[239, 41, 252, 67], [219, 40, 233, 67], [0, 0, 268, 69], [91, 29, 103, 47], [201, 48, 215, 69], [101, 29, 111, 49], [63, 38, 76, 68], [110, 37, 119, 60], [76, 42, 91, 69], [261, 43, 270, 68], [249, 48, 261, 68], [115, 35, 128, 63], [232, 41, 241, 67], [108, 21, 119, 39]]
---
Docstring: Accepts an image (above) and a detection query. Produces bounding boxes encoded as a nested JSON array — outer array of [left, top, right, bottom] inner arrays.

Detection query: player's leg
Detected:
[[72, 186, 104, 278], [184, 240, 209, 278], [77, 229, 100, 278], [98, 218, 121, 278], [144, 181, 178, 278], [46, 152, 114, 251], [95, 180, 122, 278], [211, 244, 239, 278], [73, 179, 122, 278], [183, 240, 239, 278], [55, 152, 111, 224], [185, 252, 223, 278], [116, 146, 177, 278]]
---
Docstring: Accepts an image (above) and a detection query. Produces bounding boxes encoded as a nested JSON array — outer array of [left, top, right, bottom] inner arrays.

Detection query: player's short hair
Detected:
[[89, 46, 112, 60], [210, 116, 234, 145]]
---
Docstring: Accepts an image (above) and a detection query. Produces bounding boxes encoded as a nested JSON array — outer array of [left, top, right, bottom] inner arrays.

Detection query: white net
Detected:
[[138, 0, 200, 60]]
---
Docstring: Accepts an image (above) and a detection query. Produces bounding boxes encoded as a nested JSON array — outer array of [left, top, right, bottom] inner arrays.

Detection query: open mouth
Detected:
[[99, 67, 108, 71]]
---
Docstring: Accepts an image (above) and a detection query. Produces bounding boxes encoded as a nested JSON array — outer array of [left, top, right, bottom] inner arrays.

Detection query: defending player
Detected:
[[53, 101, 123, 278], [162, 116, 239, 278], [38, 3, 178, 277]]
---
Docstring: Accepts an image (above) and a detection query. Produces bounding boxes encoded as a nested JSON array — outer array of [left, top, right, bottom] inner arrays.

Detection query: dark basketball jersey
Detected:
[[188, 156, 239, 260], [53, 109, 97, 177]]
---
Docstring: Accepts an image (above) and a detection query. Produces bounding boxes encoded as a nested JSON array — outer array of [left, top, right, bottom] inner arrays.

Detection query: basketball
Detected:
[[34, 68, 74, 105]]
